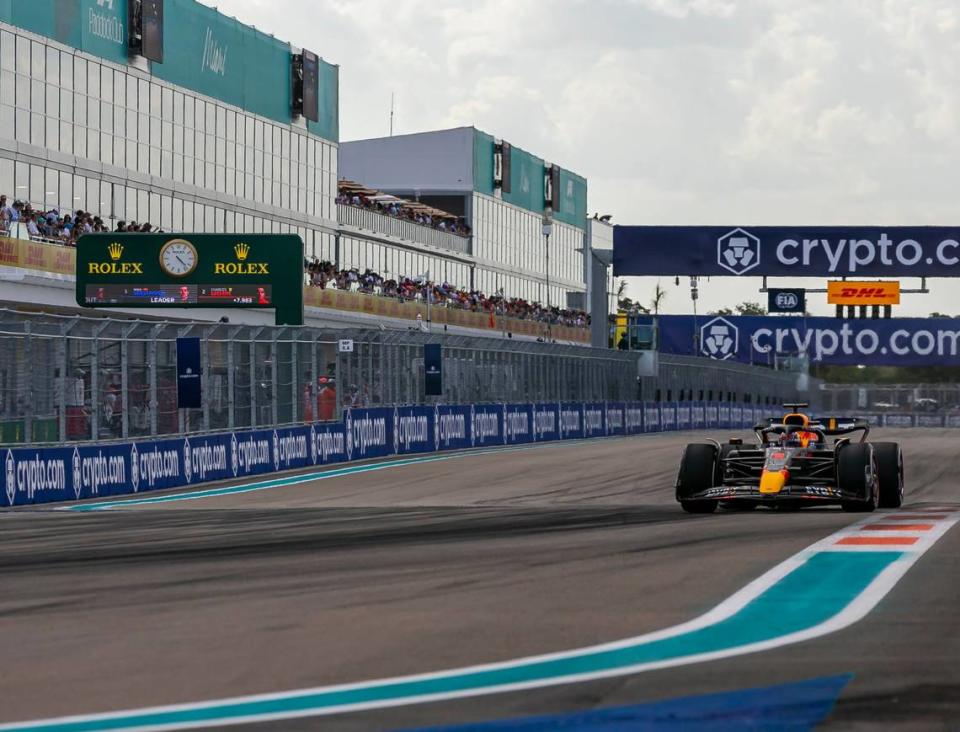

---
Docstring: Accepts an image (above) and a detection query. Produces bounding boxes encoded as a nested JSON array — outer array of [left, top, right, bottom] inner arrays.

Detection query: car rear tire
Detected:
[[677, 443, 719, 514], [872, 442, 904, 509], [839, 443, 878, 513]]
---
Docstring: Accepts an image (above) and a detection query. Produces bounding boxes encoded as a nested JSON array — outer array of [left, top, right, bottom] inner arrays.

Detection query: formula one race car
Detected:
[[676, 404, 904, 513]]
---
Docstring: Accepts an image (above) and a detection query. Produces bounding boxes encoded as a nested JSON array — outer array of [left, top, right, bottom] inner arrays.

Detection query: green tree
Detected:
[[735, 302, 766, 316]]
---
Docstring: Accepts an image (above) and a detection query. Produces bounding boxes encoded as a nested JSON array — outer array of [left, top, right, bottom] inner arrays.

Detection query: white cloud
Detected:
[[212, 0, 960, 315]]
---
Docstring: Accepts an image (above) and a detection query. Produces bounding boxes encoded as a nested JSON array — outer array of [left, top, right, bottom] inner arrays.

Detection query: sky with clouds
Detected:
[[217, 0, 960, 316]]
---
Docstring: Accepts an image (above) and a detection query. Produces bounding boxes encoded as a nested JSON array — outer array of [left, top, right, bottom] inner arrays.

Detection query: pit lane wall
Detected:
[[4, 402, 787, 507]]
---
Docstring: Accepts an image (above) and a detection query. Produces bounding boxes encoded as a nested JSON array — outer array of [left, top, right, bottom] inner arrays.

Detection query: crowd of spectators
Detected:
[[337, 188, 471, 237], [0, 192, 587, 330], [0, 194, 158, 244], [305, 258, 589, 328]]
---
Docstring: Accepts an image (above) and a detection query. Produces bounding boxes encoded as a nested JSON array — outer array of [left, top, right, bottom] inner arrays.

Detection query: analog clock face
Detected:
[[159, 240, 198, 277]]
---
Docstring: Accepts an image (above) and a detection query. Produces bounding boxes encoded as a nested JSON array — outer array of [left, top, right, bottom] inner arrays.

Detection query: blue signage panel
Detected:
[[643, 403, 660, 433], [345, 408, 393, 460], [649, 315, 960, 366], [614, 226, 960, 277], [768, 288, 806, 314], [504, 404, 534, 445], [582, 403, 606, 438], [532, 403, 559, 442], [471, 404, 505, 448], [393, 406, 433, 455], [434, 405, 470, 451], [625, 403, 644, 435], [176, 337, 202, 409], [606, 403, 626, 437], [661, 403, 677, 432], [424, 344, 443, 397], [310, 422, 348, 466], [559, 403, 584, 440], [183, 432, 232, 485], [691, 402, 705, 429]]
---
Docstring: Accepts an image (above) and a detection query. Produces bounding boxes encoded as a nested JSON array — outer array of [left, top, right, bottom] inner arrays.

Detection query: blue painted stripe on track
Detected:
[[397, 674, 853, 731], [0, 552, 898, 731]]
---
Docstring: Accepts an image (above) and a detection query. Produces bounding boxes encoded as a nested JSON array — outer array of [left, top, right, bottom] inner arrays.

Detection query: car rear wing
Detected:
[[753, 416, 871, 439], [816, 417, 872, 437]]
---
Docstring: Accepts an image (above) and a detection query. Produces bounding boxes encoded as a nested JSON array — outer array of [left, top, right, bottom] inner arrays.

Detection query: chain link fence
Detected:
[[819, 383, 960, 414], [0, 310, 803, 445]]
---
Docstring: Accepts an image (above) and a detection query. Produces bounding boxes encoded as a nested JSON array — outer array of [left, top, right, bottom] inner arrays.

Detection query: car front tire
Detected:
[[677, 443, 719, 514]]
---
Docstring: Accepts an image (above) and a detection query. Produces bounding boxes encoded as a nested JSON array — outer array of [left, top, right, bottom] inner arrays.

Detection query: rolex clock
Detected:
[[159, 239, 198, 277]]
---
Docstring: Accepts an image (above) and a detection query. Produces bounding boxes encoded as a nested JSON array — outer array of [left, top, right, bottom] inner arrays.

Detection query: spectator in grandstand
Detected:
[[301, 257, 589, 328]]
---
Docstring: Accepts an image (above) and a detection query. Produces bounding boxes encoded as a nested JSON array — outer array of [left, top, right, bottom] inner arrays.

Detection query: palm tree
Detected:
[[650, 281, 667, 315], [616, 278, 628, 302]]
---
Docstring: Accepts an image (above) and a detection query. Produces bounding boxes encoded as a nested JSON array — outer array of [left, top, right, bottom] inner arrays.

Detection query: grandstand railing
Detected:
[[337, 203, 472, 254], [304, 287, 589, 343], [0, 235, 588, 340]]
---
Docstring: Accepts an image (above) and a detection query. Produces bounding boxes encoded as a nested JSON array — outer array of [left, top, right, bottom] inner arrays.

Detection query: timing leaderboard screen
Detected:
[[85, 284, 272, 306]]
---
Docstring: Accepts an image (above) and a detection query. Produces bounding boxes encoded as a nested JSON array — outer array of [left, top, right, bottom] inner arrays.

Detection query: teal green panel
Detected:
[[502, 146, 545, 216], [239, 24, 291, 124], [10, 0, 126, 65], [79, 0, 128, 65], [150, 0, 290, 125], [307, 60, 339, 143], [11, 1, 60, 44], [555, 168, 587, 229], [473, 129, 495, 196]]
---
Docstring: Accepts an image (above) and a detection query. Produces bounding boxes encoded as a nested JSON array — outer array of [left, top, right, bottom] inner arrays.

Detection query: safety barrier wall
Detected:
[[856, 414, 960, 428], [4, 401, 783, 507]]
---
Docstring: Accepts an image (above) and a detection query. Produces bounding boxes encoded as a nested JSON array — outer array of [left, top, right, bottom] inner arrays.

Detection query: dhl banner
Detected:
[[827, 280, 900, 306], [0, 236, 76, 277]]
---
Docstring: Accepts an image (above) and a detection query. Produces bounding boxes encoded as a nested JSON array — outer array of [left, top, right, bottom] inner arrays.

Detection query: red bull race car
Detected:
[[676, 404, 904, 513]]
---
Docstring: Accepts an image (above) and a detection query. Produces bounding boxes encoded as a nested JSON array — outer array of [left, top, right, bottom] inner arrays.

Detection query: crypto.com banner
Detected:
[[650, 315, 960, 366], [613, 226, 960, 277]]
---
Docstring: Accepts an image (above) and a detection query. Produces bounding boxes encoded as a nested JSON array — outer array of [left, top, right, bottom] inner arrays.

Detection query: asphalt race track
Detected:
[[1, 429, 958, 731]]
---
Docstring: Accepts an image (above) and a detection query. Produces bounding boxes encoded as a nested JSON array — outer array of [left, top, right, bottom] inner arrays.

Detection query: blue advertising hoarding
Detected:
[[606, 403, 627, 436], [532, 403, 560, 442], [393, 406, 433, 455], [504, 404, 534, 445], [559, 403, 584, 440], [471, 404, 504, 448], [3, 400, 953, 507], [434, 405, 470, 452], [614, 226, 960, 277], [648, 314, 960, 366], [582, 403, 606, 438]]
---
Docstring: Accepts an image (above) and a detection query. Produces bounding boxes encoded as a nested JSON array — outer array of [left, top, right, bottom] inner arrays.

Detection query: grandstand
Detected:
[[0, 2, 602, 343]]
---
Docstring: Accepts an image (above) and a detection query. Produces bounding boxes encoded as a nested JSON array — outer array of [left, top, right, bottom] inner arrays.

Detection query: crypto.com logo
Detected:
[[718, 228, 760, 275], [701, 317, 739, 361]]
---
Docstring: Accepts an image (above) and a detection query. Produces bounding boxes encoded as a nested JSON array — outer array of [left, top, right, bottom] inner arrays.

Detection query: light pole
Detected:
[[690, 276, 699, 353], [542, 216, 553, 341]]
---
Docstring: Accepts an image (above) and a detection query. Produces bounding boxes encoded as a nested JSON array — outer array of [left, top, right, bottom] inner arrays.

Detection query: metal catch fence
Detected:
[[0, 310, 803, 445]]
